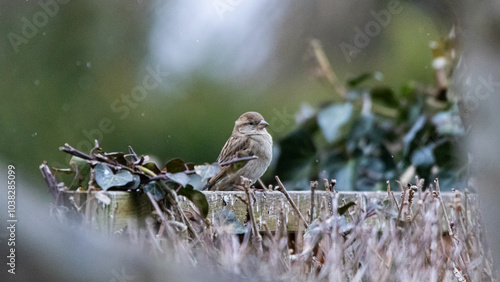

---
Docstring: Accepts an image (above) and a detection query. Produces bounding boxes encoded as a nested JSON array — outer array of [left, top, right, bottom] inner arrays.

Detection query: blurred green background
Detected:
[[4, 1, 500, 277], [0, 0, 453, 196]]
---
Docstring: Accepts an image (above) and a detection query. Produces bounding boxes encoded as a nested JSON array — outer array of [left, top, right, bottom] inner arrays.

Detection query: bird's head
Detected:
[[234, 111, 269, 135]]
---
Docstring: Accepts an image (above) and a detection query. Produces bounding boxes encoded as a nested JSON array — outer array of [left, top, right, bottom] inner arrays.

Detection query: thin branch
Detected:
[[275, 176, 308, 229], [257, 178, 267, 190], [241, 178, 262, 248], [309, 181, 318, 224], [219, 155, 258, 166], [310, 38, 347, 99]]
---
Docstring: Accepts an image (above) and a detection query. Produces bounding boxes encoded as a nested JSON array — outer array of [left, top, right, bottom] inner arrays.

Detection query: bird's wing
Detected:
[[216, 135, 251, 163], [203, 136, 252, 191]]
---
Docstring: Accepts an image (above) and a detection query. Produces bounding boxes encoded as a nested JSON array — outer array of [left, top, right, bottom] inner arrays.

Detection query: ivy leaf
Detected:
[[347, 72, 374, 87], [275, 129, 316, 182], [143, 162, 161, 175], [432, 111, 464, 136], [188, 174, 204, 190], [94, 163, 134, 190], [143, 181, 166, 201], [433, 140, 457, 167], [317, 103, 354, 143], [371, 87, 399, 108], [402, 115, 427, 157], [166, 172, 190, 187], [165, 158, 187, 173], [177, 185, 209, 218], [411, 144, 436, 167], [302, 219, 323, 255], [322, 153, 355, 191], [214, 210, 246, 234], [337, 201, 356, 216], [104, 152, 128, 166], [195, 163, 221, 183], [124, 175, 141, 190], [69, 156, 91, 190]]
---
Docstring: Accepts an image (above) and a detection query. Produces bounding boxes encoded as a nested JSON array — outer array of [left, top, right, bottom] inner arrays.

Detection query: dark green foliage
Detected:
[[214, 210, 246, 234], [68, 156, 91, 190], [274, 71, 466, 191], [55, 144, 220, 218], [143, 181, 166, 201], [95, 163, 138, 191], [177, 185, 209, 219]]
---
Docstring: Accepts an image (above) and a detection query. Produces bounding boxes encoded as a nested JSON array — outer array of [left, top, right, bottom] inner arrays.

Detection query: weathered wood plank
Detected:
[[61, 190, 471, 233], [61, 191, 151, 234], [179, 191, 468, 232]]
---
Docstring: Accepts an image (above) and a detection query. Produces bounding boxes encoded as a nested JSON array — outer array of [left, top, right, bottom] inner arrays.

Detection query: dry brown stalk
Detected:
[[275, 175, 309, 229]]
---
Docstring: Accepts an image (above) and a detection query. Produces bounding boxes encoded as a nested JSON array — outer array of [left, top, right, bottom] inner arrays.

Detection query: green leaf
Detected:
[[124, 175, 141, 190], [302, 219, 323, 255], [94, 163, 134, 190], [411, 144, 436, 167], [166, 172, 190, 187], [432, 111, 464, 135], [143, 162, 161, 175], [194, 163, 221, 183], [165, 158, 187, 173], [321, 153, 355, 191], [317, 103, 354, 143], [433, 140, 456, 167], [347, 114, 375, 142], [337, 201, 356, 215], [69, 156, 91, 190], [347, 73, 374, 87], [275, 129, 316, 181], [143, 181, 166, 201], [403, 115, 428, 158], [104, 152, 128, 166], [188, 174, 204, 190], [214, 210, 246, 234], [230, 156, 253, 172], [371, 87, 399, 108], [177, 185, 209, 218]]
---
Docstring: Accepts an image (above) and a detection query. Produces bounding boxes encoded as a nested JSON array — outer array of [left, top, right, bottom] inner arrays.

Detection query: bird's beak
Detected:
[[258, 120, 269, 129]]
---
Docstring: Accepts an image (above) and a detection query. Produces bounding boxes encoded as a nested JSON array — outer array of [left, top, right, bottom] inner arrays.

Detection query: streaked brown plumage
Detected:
[[205, 112, 272, 191]]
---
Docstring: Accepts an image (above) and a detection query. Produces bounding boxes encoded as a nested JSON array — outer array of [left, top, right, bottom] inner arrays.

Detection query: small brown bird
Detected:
[[205, 112, 273, 191]]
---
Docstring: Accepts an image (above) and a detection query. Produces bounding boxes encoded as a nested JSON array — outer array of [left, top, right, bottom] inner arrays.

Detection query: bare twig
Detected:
[[433, 179, 454, 237], [310, 38, 347, 98], [60, 143, 137, 174], [241, 177, 262, 253], [39, 162, 63, 203], [275, 176, 309, 229], [309, 181, 318, 224], [331, 179, 337, 192], [257, 178, 267, 190], [147, 192, 167, 223], [150, 181, 204, 248], [219, 155, 258, 166], [396, 181, 407, 222], [386, 180, 391, 201], [323, 178, 330, 191]]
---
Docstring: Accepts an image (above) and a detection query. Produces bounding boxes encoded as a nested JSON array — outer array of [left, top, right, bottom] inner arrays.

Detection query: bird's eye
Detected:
[[249, 122, 255, 126]]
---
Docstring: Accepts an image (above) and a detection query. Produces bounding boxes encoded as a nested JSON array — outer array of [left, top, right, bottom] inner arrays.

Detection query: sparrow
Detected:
[[205, 112, 273, 191]]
